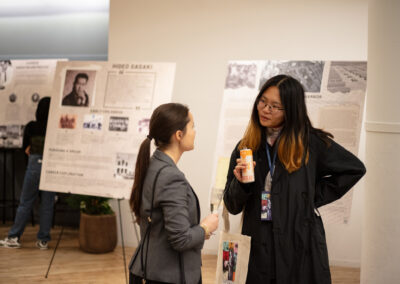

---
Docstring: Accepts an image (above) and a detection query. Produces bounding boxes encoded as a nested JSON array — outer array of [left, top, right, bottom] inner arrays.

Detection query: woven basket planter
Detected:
[[79, 212, 117, 253]]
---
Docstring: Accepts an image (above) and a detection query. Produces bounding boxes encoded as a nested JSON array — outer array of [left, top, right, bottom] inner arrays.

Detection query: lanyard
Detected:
[[266, 142, 277, 177]]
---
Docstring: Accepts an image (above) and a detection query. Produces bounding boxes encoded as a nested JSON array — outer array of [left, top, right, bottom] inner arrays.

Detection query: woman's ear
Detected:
[[172, 130, 183, 143], [176, 130, 183, 141]]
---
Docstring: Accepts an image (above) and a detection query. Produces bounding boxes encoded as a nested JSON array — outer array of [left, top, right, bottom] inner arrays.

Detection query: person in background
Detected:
[[223, 75, 366, 284], [0, 97, 56, 250], [129, 103, 219, 284]]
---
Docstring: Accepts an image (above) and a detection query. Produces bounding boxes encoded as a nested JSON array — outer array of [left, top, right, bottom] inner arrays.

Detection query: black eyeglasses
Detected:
[[257, 98, 284, 113]]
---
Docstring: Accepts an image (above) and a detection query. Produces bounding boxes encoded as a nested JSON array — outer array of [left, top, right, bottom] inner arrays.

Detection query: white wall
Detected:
[[109, 0, 368, 266]]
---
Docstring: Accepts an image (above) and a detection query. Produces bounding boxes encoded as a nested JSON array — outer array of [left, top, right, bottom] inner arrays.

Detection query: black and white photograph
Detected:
[[225, 63, 257, 89], [327, 61, 367, 93], [109, 116, 129, 132], [0, 124, 24, 148], [259, 60, 325, 93], [83, 114, 103, 131], [0, 60, 12, 90], [61, 70, 97, 107], [114, 153, 135, 180]]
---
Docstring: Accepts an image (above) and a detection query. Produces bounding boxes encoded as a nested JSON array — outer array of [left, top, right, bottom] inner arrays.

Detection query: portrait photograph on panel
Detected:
[[61, 70, 97, 107]]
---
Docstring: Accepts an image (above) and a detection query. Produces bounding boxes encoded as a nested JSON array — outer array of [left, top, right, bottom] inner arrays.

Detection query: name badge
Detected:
[[261, 191, 272, 221]]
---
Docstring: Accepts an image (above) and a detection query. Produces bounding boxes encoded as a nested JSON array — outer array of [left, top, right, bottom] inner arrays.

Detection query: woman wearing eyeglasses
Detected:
[[223, 74, 366, 284]]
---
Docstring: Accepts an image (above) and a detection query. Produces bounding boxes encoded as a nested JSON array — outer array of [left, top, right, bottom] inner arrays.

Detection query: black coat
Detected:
[[62, 91, 89, 107], [223, 130, 366, 284]]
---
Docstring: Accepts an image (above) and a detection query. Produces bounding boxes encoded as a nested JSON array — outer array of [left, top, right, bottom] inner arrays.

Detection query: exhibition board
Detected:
[[39, 61, 176, 199], [211, 60, 367, 224], [0, 59, 65, 148]]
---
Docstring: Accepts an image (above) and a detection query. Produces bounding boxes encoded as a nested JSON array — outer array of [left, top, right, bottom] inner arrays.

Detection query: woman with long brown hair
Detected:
[[129, 103, 218, 284], [223, 75, 366, 284]]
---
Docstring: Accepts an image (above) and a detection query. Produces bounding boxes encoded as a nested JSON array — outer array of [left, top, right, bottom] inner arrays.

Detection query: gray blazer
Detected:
[[129, 150, 205, 284]]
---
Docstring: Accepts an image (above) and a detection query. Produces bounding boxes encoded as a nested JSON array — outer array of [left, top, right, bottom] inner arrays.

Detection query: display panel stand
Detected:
[[44, 198, 130, 284]]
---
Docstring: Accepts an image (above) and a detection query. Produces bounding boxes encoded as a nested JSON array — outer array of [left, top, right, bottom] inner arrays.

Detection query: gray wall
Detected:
[[0, 6, 108, 60]]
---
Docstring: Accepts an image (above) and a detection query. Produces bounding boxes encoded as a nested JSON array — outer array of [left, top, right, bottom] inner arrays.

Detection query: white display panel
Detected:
[[0, 59, 65, 148], [40, 61, 175, 199]]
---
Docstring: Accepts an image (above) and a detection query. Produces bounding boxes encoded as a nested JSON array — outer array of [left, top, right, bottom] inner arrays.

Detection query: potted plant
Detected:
[[67, 194, 117, 253]]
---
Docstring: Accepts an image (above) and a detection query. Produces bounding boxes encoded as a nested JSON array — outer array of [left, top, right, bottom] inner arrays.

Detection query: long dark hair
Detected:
[[239, 74, 332, 173], [129, 103, 190, 221], [36, 97, 51, 124]]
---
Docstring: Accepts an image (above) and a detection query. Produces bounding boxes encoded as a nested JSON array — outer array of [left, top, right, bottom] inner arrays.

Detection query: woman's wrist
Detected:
[[200, 223, 210, 239]]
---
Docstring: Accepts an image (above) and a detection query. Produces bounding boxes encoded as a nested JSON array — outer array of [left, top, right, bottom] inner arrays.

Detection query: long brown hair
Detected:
[[129, 103, 190, 221], [239, 75, 332, 173]]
